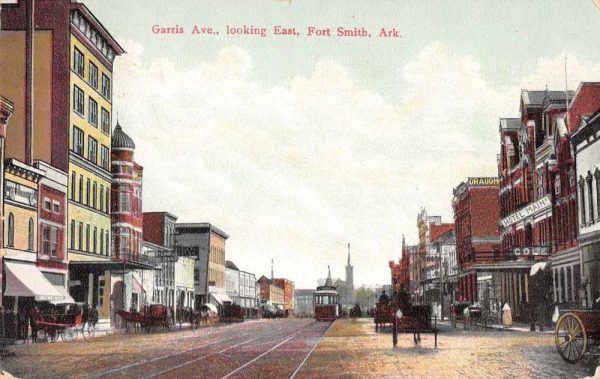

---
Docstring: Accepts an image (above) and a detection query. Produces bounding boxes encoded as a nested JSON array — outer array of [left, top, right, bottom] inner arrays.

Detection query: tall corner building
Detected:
[[0, 0, 125, 320]]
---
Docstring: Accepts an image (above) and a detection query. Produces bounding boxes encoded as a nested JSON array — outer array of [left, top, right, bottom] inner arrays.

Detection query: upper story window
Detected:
[[53, 201, 60, 214], [43, 198, 51, 211], [73, 126, 84, 156], [73, 86, 84, 116], [101, 108, 110, 134], [100, 145, 110, 170], [88, 62, 98, 88], [554, 175, 561, 196], [587, 172, 595, 224], [537, 168, 544, 198], [71, 172, 76, 200], [99, 184, 104, 211], [28, 217, 34, 250], [50, 227, 58, 257], [88, 136, 98, 164], [74, 48, 84, 77], [88, 97, 98, 126], [6, 213, 14, 247], [580, 177, 587, 225], [101, 74, 111, 100], [119, 192, 131, 212]]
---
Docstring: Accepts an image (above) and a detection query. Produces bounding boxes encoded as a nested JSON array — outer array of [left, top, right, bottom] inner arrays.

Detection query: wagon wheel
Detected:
[[60, 327, 78, 342], [82, 322, 96, 341], [555, 313, 587, 364]]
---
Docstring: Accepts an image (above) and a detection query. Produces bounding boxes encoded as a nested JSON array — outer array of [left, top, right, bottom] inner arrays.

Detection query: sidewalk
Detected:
[[436, 318, 554, 334]]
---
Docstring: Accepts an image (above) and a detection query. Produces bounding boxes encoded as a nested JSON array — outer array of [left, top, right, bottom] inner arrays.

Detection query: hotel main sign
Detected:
[[500, 194, 552, 228]]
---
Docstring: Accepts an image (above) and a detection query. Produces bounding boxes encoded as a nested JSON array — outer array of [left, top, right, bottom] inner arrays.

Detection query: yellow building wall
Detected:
[[3, 172, 38, 253], [208, 233, 226, 288], [0, 31, 53, 163], [67, 34, 113, 262]]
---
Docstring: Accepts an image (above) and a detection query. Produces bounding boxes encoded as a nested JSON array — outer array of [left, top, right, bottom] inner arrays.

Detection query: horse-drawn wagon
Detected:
[[450, 302, 484, 330], [393, 305, 439, 348], [117, 304, 170, 333], [374, 303, 395, 332], [555, 309, 600, 363]]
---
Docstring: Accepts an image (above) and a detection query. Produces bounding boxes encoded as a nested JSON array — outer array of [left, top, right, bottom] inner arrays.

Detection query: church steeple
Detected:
[[325, 265, 332, 287], [347, 242, 351, 267]]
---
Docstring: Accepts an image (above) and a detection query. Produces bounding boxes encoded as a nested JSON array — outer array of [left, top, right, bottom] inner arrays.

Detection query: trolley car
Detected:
[[314, 268, 340, 321]]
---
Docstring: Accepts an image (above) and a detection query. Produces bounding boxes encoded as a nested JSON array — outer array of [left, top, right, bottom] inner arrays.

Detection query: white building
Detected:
[[572, 107, 600, 307], [175, 256, 195, 309], [225, 260, 240, 305]]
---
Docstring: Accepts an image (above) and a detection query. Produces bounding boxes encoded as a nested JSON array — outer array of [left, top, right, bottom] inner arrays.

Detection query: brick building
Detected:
[[453, 177, 502, 316], [272, 278, 295, 317], [570, 84, 600, 308]]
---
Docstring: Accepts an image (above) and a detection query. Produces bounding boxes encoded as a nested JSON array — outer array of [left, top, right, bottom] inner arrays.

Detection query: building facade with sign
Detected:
[[143, 212, 179, 308], [453, 178, 502, 318], [571, 85, 600, 308], [497, 90, 577, 322], [175, 223, 228, 309]]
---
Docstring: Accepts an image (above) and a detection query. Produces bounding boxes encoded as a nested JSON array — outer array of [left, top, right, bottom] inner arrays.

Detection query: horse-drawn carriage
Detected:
[[450, 302, 484, 330], [35, 304, 97, 342], [221, 303, 244, 323], [117, 304, 170, 333], [375, 302, 439, 347], [555, 309, 600, 363], [374, 303, 395, 331]]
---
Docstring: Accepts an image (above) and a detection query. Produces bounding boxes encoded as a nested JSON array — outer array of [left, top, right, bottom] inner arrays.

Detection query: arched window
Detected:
[[7, 213, 14, 247], [28, 217, 34, 250]]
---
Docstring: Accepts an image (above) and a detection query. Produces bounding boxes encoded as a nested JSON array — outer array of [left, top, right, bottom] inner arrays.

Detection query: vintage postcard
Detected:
[[1, 0, 600, 378]]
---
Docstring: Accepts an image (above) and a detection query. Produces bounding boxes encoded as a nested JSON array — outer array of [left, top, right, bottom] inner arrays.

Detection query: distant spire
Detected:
[[271, 259, 274, 280], [347, 243, 351, 266], [326, 265, 332, 287]]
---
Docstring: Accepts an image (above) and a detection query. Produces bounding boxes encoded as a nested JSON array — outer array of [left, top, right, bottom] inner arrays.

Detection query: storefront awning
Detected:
[[202, 303, 218, 313], [69, 259, 156, 272], [530, 261, 550, 276], [51, 285, 76, 305], [4, 261, 63, 301], [211, 292, 233, 305]]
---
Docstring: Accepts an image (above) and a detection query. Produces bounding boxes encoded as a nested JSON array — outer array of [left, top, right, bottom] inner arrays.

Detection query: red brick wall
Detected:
[[143, 212, 165, 246], [568, 83, 600, 132]]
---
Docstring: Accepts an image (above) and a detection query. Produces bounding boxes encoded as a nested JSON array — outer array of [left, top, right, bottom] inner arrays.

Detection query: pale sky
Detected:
[[82, 0, 600, 288]]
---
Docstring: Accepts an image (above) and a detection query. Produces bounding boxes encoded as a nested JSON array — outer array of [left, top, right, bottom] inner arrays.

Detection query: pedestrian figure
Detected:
[[378, 290, 390, 305], [502, 303, 512, 328]]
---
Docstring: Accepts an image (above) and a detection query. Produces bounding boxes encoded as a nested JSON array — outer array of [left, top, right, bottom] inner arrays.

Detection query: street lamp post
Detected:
[[438, 245, 444, 321]]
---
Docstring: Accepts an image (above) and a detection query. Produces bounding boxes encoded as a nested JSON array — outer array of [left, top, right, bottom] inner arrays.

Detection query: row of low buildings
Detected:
[[0, 0, 295, 335], [390, 83, 600, 324]]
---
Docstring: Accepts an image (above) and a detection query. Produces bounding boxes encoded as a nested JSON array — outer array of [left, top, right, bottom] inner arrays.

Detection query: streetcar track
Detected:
[[143, 335, 262, 378], [219, 320, 327, 379], [87, 320, 300, 379], [149, 320, 316, 379], [86, 321, 267, 379], [289, 321, 334, 379]]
